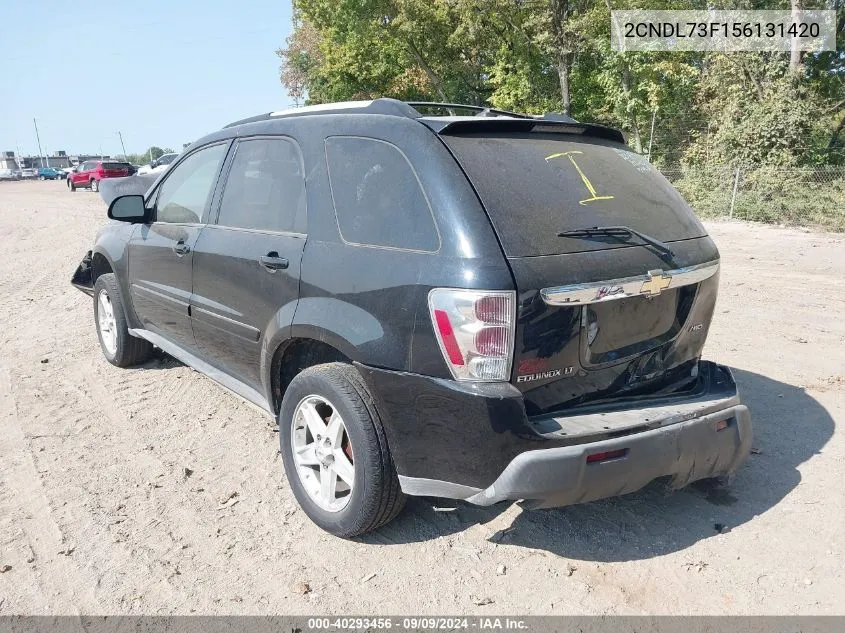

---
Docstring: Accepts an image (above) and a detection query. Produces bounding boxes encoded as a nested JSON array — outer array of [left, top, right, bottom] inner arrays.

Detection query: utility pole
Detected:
[[647, 109, 657, 162], [118, 131, 128, 160], [33, 118, 46, 168]]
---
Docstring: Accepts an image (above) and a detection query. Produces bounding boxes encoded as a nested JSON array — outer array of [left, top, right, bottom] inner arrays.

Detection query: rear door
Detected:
[[440, 129, 720, 414], [190, 136, 306, 389], [126, 142, 230, 350]]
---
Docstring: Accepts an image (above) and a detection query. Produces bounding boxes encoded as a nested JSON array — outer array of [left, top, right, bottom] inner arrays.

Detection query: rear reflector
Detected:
[[715, 419, 729, 432], [586, 448, 629, 464], [433, 309, 465, 366]]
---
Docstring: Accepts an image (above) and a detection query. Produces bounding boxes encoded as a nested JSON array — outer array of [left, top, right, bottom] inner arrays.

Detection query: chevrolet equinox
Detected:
[[71, 99, 752, 537]]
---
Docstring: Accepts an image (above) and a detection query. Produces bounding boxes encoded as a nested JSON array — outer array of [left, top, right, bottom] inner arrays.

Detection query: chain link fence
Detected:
[[659, 165, 845, 231]]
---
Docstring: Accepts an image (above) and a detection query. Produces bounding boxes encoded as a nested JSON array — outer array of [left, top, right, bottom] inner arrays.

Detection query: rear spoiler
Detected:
[[421, 118, 626, 144]]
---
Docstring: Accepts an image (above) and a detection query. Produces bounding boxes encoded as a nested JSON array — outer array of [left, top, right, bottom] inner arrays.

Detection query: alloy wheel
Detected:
[[291, 395, 355, 513], [97, 290, 117, 356]]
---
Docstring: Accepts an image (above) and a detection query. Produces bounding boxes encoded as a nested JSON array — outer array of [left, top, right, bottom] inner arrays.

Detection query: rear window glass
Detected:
[[102, 162, 128, 170], [442, 133, 706, 257], [325, 137, 440, 252]]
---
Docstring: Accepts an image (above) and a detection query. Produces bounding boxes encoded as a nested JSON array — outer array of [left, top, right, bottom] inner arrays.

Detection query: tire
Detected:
[[68, 179, 76, 192], [90, 179, 99, 192], [39, 175, 45, 181], [92, 273, 153, 367], [279, 362, 406, 538]]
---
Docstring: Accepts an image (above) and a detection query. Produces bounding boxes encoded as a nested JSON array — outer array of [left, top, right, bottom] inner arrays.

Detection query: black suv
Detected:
[[72, 99, 751, 538]]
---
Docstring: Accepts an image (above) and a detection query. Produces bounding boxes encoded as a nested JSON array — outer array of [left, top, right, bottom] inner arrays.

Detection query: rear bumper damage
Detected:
[[360, 361, 751, 509], [463, 403, 750, 508]]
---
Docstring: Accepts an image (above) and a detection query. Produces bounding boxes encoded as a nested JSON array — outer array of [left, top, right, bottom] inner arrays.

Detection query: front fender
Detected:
[[88, 223, 138, 327]]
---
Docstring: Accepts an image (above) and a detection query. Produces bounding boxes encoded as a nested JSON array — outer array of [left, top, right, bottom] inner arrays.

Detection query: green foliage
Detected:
[[276, 0, 845, 228], [683, 54, 833, 167]]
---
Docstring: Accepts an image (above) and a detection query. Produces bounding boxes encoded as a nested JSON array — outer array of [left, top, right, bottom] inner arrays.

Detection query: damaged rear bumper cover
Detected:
[[398, 366, 751, 509]]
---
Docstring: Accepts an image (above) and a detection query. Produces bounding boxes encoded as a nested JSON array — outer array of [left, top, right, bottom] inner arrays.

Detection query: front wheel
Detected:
[[279, 363, 406, 538], [39, 175, 45, 181], [93, 273, 152, 367], [68, 179, 76, 192], [90, 179, 99, 192]]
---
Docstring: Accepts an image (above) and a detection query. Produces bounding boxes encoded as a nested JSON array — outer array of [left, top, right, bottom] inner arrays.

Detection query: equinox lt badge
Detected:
[[517, 367, 574, 383]]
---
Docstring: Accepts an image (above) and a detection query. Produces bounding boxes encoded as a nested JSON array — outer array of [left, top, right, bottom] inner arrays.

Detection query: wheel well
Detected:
[[91, 252, 113, 282], [271, 338, 350, 413]]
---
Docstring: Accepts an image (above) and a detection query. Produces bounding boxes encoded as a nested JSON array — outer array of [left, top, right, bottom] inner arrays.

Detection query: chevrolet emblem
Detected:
[[640, 270, 672, 296]]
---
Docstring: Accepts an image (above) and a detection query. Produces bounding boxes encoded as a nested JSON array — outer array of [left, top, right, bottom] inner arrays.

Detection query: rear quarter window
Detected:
[[325, 136, 440, 252]]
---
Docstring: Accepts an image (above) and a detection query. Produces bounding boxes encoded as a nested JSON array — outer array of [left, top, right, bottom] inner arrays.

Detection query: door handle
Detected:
[[259, 252, 289, 272], [173, 241, 191, 256]]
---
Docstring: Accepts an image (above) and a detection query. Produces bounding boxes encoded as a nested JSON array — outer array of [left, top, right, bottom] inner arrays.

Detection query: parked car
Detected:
[[67, 160, 133, 192], [0, 168, 21, 180], [70, 98, 751, 538], [38, 167, 64, 180], [20, 168, 38, 179], [137, 153, 178, 175]]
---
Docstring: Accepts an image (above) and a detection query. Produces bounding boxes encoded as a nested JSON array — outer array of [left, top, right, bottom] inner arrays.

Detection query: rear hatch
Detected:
[[437, 122, 721, 415]]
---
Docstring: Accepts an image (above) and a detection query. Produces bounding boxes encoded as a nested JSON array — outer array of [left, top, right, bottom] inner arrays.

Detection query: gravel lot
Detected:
[[1, 180, 843, 615]]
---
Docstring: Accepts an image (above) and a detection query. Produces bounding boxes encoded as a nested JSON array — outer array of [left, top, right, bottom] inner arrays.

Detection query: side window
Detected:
[[325, 137, 440, 252], [155, 143, 228, 224], [216, 138, 305, 233]]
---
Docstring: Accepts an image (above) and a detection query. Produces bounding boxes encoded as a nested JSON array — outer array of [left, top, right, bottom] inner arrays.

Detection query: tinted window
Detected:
[[325, 137, 439, 252], [158, 154, 177, 165], [102, 162, 127, 170], [216, 138, 305, 233], [442, 133, 707, 257], [155, 143, 228, 224]]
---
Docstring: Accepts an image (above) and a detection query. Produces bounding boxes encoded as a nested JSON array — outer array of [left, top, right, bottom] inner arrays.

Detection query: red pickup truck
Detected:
[[68, 161, 133, 192]]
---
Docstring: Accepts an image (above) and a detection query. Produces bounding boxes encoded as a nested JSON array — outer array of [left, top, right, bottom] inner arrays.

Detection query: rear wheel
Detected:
[[93, 273, 153, 367], [90, 179, 99, 192], [279, 363, 406, 538], [39, 175, 45, 181]]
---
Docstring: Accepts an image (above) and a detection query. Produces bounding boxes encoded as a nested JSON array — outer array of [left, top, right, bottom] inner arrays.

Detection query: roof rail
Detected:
[[224, 98, 420, 128], [223, 98, 611, 138]]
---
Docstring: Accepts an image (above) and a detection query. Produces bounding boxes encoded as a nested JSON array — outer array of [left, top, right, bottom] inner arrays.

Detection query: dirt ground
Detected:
[[0, 180, 843, 616]]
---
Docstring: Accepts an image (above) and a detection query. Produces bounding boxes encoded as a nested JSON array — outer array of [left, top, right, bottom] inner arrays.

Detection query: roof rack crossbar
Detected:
[[406, 102, 534, 120]]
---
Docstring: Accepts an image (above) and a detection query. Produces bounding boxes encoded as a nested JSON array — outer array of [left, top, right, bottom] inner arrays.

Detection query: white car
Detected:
[[137, 153, 178, 175], [0, 168, 21, 180]]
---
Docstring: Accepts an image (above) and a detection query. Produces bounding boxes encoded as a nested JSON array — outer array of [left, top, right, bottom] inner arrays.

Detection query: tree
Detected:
[[276, 0, 844, 167]]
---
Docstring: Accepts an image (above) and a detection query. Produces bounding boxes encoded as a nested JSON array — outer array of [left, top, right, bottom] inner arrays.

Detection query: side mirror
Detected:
[[108, 195, 151, 223]]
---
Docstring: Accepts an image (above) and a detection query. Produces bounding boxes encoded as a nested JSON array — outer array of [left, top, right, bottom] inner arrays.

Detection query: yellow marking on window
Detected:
[[546, 151, 615, 206]]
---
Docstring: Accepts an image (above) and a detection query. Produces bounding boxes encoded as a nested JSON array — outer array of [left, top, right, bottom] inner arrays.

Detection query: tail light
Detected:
[[428, 289, 515, 382]]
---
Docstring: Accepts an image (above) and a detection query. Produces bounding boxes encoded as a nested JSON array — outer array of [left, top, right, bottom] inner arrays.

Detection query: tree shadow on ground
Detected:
[[363, 368, 834, 561]]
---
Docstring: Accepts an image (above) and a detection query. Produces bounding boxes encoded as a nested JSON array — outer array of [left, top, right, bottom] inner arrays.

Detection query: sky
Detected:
[[0, 0, 294, 159]]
